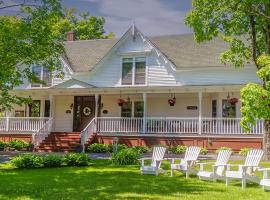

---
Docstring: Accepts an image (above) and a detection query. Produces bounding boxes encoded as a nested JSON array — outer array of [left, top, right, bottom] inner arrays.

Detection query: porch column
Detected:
[[95, 94, 99, 118], [40, 97, 45, 117], [143, 93, 147, 134], [198, 91, 202, 135], [49, 95, 55, 131]]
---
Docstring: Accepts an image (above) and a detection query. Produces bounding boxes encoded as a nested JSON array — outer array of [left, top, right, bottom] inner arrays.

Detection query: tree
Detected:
[[0, 0, 70, 111], [64, 9, 115, 40], [186, 0, 270, 159]]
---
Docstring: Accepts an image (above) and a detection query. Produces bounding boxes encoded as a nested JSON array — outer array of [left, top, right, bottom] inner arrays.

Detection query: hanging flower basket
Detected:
[[168, 97, 176, 106], [117, 98, 126, 106], [229, 98, 238, 105]]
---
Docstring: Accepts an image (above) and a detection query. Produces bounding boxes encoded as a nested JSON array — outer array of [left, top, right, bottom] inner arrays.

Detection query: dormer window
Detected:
[[121, 57, 146, 85], [31, 65, 52, 88]]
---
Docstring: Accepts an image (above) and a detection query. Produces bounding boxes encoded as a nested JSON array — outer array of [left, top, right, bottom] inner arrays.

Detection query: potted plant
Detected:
[[229, 98, 238, 105], [117, 98, 126, 106], [168, 97, 176, 106]]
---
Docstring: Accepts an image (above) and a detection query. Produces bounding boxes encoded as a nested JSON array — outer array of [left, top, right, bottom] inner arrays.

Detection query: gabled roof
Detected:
[[63, 29, 238, 72], [52, 78, 96, 89]]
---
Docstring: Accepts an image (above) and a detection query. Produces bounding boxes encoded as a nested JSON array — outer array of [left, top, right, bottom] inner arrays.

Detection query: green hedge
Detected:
[[11, 153, 91, 169]]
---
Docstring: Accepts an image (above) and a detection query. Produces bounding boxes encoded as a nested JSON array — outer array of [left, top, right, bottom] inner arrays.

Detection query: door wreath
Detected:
[[83, 107, 92, 116]]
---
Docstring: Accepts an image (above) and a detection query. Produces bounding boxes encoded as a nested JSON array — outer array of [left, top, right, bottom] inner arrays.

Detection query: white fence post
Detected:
[[5, 117, 9, 132]]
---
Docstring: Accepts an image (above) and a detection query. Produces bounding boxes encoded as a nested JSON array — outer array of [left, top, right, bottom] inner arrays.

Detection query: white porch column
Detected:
[[143, 93, 147, 134], [49, 95, 55, 131], [40, 97, 45, 117], [198, 91, 202, 135], [95, 94, 99, 118]]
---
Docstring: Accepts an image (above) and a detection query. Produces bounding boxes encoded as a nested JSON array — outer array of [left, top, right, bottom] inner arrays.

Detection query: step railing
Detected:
[[80, 118, 97, 152], [32, 118, 53, 147], [0, 117, 50, 132]]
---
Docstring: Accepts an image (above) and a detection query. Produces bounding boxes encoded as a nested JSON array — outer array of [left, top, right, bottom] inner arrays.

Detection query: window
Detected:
[[135, 57, 146, 85], [121, 102, 132, 117], [29, 100, 41, 117], [121, 57, 146, 85], [222, 99, 236, 117], [44, 100, 50, 117], [121, 101, 144, 117], [212, 100, 217, 118], [31, 65, 51, 87], [122, 58, 133, 85], [134, 101, 144, 117]]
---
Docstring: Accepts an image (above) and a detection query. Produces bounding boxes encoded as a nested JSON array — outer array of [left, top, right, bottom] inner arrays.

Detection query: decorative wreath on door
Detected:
[[83, 107, 92, 116]]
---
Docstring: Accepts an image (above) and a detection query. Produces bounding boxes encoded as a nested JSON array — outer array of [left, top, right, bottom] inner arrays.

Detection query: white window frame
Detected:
[[119, 100, 144, 117], [30, 65, 51, 88], [121, 56, 146, 86]]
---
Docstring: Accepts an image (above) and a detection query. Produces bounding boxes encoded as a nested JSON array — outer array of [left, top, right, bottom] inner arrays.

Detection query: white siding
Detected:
[[54, 96, 74, 132]]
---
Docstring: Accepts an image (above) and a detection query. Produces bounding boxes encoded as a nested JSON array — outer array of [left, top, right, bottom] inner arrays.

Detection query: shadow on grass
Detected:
[[0, 160, 269, 200]]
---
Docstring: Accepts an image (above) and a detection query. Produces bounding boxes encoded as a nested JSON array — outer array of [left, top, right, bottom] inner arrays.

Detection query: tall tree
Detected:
[[0, 0, 69, 110], [64, 9, 115, 40], [186, 0, 270, 159]]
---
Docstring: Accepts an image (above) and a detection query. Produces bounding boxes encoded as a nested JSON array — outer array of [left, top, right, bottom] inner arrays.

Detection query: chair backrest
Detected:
[[244, 149, 263, 167], [151, 146, 167, 167], [184, 146, 201, 161], [215, 150, 232, 176]]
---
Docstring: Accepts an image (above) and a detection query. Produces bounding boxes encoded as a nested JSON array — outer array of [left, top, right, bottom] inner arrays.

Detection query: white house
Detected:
[[2, 25, 264, 151]]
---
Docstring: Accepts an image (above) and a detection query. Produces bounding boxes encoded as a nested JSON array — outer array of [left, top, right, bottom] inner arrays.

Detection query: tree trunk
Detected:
[[263, 120, 270, 160]]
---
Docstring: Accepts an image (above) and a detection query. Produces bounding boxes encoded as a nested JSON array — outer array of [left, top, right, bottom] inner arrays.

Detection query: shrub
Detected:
[[215, 146, 232, 154], [131, 146, 150, 154], [170, 145, 187, 154], [200, 147, 208, 155], [64, 153, 90, 166], [11, 154, 43, 168], [42, 154, 63, 168], [111, 148, 139, 165], [239, 147, 251, 156], [0, 141, 7, 150], [87, 143, 110, 153], [8, 139, 29, 151]]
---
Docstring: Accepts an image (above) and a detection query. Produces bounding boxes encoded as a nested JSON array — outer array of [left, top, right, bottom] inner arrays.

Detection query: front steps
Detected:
[[36, 132, 97, 152]]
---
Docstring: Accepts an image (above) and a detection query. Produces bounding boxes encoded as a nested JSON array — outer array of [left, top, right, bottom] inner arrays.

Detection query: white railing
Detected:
[[94, 117, 264, 135], [81, 118, 97, 152], [0, 117, 50, 132], [32, 118, 53, 147], [201, 118, 264, 135]]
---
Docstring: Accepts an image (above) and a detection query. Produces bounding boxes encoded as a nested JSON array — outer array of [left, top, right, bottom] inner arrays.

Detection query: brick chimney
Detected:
[[67, 30, 75, 41]]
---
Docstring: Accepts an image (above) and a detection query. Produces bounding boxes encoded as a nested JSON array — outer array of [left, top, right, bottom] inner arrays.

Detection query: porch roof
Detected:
[[13, 84, 245, 96]]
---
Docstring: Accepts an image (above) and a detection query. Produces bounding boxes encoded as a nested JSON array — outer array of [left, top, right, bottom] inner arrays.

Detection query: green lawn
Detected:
[[0, 160, 269, 200]]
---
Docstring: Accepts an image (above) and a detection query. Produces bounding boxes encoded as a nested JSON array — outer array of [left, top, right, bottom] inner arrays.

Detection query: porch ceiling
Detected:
[[13, 84, 244, 96]]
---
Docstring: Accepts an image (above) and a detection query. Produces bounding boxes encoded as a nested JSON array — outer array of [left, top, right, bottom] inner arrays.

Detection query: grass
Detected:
[[0, 159, 269, 200]]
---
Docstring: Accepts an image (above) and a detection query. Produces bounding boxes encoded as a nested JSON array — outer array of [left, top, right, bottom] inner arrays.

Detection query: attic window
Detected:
[[31, 65, 52, 88], [121, 57, 146, 85]]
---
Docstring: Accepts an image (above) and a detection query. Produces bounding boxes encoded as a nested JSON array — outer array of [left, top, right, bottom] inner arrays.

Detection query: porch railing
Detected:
[[95, 117, 264, 135], [0, 117, 50, 133], [32, 118, 53, 147]]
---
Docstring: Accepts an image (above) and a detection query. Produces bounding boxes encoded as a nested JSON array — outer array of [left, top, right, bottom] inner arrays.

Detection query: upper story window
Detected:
[[121, 57, 146, 85], [31, 65, 52, 88]]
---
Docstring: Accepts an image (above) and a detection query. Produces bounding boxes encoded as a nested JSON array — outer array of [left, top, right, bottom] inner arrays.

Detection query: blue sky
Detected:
[[63, 0, 192, 37], [1, 0, 192, 37]]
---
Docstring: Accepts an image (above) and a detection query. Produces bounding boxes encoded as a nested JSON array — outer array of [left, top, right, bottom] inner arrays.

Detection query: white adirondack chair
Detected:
[[258, 168, 270, 190], [225, 149, 264, 189], [197, 150, 232, 181], [170, 146, 201, 178], [139, 146, 167, 176]]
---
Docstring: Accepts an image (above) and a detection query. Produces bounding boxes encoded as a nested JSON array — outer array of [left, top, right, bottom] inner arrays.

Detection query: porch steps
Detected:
[[36, 132, 81, 152]]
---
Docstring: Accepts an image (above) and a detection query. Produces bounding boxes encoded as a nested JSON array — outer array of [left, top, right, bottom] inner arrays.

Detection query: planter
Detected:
[[169, 102, 175, 106], [117, 98, 126, 107], [118, 102, 124, 107], [168, 97, 176, 106]]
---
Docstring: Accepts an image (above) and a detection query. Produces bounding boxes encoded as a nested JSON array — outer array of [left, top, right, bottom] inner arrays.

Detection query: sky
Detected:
[[1, 0, 192, 37]]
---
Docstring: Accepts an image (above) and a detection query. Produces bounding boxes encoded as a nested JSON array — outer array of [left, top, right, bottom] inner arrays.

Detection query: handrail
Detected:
[[32, 118, 53, 147], [80, 118, 97, 152]]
